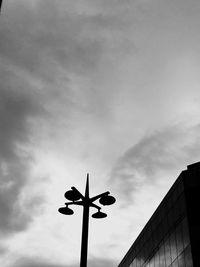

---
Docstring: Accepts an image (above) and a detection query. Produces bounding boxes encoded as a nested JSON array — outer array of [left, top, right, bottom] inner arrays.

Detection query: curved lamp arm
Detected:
[[71, 186, 85, 200], [89, 202, 101, 210], [65, 201, 84, 206], [90, 191, 110, 202]]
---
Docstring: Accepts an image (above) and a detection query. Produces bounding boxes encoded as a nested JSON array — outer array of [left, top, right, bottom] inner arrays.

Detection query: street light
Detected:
[[58, 173, 116, 267]]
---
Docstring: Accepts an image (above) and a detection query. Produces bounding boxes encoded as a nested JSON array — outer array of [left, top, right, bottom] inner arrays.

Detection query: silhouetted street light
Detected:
[[58, 174, 116, 267]]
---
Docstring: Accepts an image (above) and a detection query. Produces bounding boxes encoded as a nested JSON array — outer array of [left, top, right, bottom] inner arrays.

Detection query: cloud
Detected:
[[0, 0, 134, 78], [0, 0, 136, 120], [110, 123, 200, 202], [0, 73, 45, 235], [0, 245, 7, 255], [88, 258, 117, 267], [12, 257, 117, 267], [1, 0, 133, 236], [13, 259, 66, 267]]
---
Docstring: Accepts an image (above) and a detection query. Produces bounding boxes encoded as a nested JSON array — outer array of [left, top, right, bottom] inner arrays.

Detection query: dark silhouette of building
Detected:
[[118, 162, 200, 267]]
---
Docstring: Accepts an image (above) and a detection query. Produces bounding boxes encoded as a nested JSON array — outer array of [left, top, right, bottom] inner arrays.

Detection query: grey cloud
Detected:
[[13, 259, 66, 267], [0, 72, 45, 235], [0, 1, 97, 83], [0, 245, 7, 254], [0, 0, 133, 81], [12, 257, 117, 267], [87, 258, 117, 267], [0, 0, 135, 124], [110, 124, 200, 202]]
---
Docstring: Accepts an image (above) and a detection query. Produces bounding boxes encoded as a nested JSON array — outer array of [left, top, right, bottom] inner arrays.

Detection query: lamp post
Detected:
[[58, 173, 116, 267]]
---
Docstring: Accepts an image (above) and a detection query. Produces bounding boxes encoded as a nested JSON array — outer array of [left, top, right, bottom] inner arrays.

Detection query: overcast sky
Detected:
[[1, 0, 200, 266]]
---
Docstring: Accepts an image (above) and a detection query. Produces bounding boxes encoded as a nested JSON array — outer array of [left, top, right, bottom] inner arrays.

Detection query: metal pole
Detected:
[[80, 174, 90, 267]]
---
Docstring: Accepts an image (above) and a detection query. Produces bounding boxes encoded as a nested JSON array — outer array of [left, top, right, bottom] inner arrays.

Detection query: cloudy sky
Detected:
[[1, 0, 200, 266]]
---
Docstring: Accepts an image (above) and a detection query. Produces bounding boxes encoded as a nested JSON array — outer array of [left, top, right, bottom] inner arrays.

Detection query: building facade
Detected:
[[118, 162, 200, 267]]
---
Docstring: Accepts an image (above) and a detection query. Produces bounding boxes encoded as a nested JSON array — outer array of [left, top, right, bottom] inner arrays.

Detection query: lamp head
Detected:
[[65, 189, 81, 201], [92, 210, 107, 219], [99, 195, 116, 206], [58, 206, 74, 215]]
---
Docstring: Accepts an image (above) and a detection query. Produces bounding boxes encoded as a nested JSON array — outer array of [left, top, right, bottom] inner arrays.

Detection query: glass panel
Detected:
[[132, 259, 137, 267], [184, 245, 193, 267], [172, 200, 179, 223], [177, 179, 184, 195], [135, 243, 139, 257], [176, 195, 182, 218], [172, 187, 177, 204], [157, 223, 162, 244], [148, 257, 154, 267], [178, 193, 186, 216], [182, 218, 190, 249], [157, 208, 162, 225], [146, 225, 152, 241], [143, 243, 148, 262], [139, 234, 144, 251], [167, 208, 174, 229], [136, 257, 140, 267], [162, 215, 169, 236], [160, 204, 166, 221], [140, 256, 145, 266], [175, 222, 184, 256], [154, 250, 159, 267], [166, 193, 173, 210], [171, 257, 178, 267], [177, 253, 185, 267], [164, 237, 172, 266], [152, 232, 157, 251], [159, 241, 166, 267], [148, 237, 153, 255], [151, 217, 157, 232], [169, 232, 177, 262]]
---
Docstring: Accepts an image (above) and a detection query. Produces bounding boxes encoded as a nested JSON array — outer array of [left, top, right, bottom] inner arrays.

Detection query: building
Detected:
[[118, 162, 200, 267]]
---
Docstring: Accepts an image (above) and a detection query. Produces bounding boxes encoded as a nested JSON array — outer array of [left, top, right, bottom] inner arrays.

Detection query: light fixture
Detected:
[[99, 195, 116, 206], [92, 210, 107, 219], [58, 206, 74, 215], [65, 189, 81, 201]]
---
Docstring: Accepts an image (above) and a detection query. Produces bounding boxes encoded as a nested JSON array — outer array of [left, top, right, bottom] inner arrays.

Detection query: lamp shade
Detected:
[[65, 189, 81, 201], [99, 195, 116, 206], [58, 206, 74, 215], [92, 211, 107, 219]]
